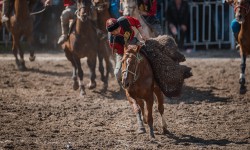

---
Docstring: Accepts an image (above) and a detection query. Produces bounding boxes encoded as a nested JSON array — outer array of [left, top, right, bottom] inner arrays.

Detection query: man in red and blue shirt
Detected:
[[106, 16, 148, 83], [45, 0, 76, 45]]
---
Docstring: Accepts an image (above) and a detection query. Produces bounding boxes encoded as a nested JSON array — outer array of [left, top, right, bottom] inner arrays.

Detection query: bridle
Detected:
[[122, 51, 142, 87], [75, 2, 90, 22], [233, 0, 250, 20], [92, 0, 109, 12]]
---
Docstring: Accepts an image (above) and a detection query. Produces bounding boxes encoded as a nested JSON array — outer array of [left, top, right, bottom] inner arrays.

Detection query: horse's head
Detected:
[[91, 0, 109, 12], [121, 44, 141, 89], [76, 0, 92, 22], [121, 0, 137, 16], [233, 0, 250, 23]]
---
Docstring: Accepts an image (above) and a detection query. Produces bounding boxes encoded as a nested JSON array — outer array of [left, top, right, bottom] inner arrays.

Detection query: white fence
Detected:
[[185, 0, 235, 50]]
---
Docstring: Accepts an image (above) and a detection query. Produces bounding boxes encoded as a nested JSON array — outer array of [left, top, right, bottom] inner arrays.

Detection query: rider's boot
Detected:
[[57, 23, 69, 45], [2, 0, 10, 23]]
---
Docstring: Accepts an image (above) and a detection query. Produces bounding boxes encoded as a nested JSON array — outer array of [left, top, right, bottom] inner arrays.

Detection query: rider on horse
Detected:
[[45, 0, 77, 45], [137, 0, 162, 36], [106, 16, 148, 84]]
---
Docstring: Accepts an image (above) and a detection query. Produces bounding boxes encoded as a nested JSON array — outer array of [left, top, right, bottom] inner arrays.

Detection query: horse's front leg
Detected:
[[72, 65, 79, 90], [97, 48, 108, 90], [136, 99, 146, 134], [125, 91, 146, 134], [73, 55, 86, 96], [87, 56, 97, 89], [65, 49, 79, 90], [239, 54, 247, 94], [27, 34, 35, 62], [12, 35, 26, 71]]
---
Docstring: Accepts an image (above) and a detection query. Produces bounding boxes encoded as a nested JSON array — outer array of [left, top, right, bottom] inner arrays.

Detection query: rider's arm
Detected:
[[126, 16, 148, 40]]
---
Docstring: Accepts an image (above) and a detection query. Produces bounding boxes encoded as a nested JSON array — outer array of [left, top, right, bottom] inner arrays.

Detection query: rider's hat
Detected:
[[106, 18, 119, 32]]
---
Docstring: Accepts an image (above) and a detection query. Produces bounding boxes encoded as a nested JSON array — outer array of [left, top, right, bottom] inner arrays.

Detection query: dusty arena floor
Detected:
[[0, 50, 249, 150]]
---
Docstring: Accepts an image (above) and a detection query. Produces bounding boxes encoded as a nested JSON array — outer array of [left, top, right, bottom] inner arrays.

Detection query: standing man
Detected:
[[166, 0, 189, 50]]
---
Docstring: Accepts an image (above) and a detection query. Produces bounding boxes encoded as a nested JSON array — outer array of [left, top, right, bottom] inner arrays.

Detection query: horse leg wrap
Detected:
[[136, 110, 146, 134]]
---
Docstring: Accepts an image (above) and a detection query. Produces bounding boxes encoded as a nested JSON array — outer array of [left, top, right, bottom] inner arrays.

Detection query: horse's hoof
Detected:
[[73, 82, 79, 91], [240, 86, 247, 94], [137, 127, 146, 134], [239, 78, 246, 85], [80, 89, 86, 97], [18, 64, 27, 71], [87, 81, 96, 89], [162, 128, 170, 135], [103, 83, 108, 90], [29, 55, 36, 62]]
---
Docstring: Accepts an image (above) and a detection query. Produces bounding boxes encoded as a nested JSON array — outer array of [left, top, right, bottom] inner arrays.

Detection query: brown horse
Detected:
[[121, 44, 168, 138], [62, 0, 105, 96], [232, 0, 250, 94], [91, 0, 114, 89], [3, 0, 36, 70]]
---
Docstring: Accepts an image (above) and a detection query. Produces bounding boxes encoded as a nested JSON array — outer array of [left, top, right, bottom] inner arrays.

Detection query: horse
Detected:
[[62, 0, 105, 96], [120, 0, 156, 39], [232, 0, 250, 94], [121, 44, 168, 138], [2, 0, 36, 71], [91, 0, 115, 89]]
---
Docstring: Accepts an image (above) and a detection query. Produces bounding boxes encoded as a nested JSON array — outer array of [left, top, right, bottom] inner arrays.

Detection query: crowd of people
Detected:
[[0, 0, 191, 50], [0, 0, 235, 51]]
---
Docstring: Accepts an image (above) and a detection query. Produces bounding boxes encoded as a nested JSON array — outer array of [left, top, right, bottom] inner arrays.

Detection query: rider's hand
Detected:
[[181, 24, 187, 32], [43, 0, 51, 7], [169, 23, 177, 35], [140, 33, 149, 41]]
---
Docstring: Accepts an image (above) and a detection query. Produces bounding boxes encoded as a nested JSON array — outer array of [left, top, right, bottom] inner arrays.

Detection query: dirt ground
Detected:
[[0, 49, 249, 150]]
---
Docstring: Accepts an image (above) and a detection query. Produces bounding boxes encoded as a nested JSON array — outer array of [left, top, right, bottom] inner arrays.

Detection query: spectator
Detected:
[[109, 0, 121, 18], [166, 0, 189, 50], [137, 0, 163, 36]]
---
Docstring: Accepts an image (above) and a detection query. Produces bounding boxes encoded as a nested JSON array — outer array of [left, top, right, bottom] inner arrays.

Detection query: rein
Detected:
[[233, 2, 250, 18], [30, 6, 48, 16], [75, 6, 88, 22]]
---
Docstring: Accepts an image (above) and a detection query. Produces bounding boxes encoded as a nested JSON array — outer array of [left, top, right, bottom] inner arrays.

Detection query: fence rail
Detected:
[[185, 1, 235, 50]]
